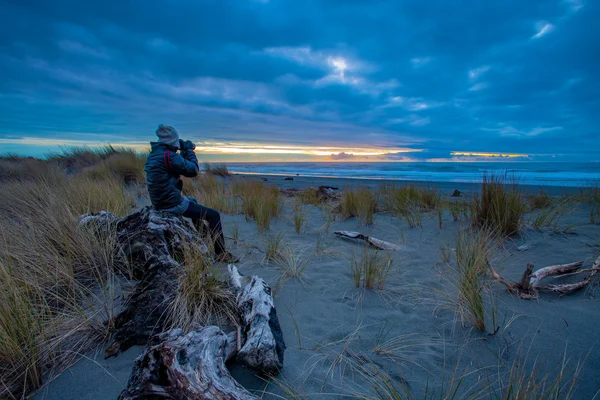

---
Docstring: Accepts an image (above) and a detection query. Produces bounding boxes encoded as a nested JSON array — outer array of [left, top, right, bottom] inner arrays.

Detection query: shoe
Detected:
[[215, 252, 240, 263]]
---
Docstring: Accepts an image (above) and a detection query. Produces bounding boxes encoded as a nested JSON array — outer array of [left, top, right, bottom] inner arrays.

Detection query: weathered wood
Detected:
[[334, 230, 402, 251], [118, 327, 259, 400], [80, 207, 286, 398], [229, 265, 286, 375], [101, 207, 200, 357], [529, 261, 584, 287], [489, 256, 598, 299]]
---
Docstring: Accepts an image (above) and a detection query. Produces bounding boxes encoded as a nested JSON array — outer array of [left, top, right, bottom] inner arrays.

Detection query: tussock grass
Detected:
[[203, 162, 231, 177], [373, 323, 442, 370], [471, 173, 526, 236], [264, 232, 285, 263], [446, 200, 470, 222], [439, 229, 494, 332], [0, 156, 64, 182], [531, 198, 573, 231], [47, 145, 124, 172], [381, 184, 441, 216], [299, 188, 320, 205], [292, 199, 307, 234], [0, 155, 137, 398], [169, 243, 237, 331], [274, 246, 311, 294], [341, 187, 378, 225], [488, 342, 582, 400], [351, 246, 393, 289], [528, 189, 552, 210], [185, 174, 240, 214], [82, 150, 146, 184], [0, 213, 123, 398], [234, 180, 281, 230]]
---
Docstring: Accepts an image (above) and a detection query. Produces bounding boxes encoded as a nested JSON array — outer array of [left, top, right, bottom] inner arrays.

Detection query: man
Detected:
[[144, 124, 238, 263]]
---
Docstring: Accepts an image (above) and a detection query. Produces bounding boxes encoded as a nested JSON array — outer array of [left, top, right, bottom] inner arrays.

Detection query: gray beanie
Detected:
[[156, 124, 179, 147]]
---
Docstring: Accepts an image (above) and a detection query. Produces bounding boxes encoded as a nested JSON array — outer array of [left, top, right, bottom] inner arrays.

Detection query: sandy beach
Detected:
[[31, 174, 600, 400]]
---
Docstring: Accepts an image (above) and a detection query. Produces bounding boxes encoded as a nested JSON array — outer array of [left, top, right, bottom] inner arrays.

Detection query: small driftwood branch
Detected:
[[118, 327, 259, 400], [334, 231, 402, 251], [490, 256, 599, 299]]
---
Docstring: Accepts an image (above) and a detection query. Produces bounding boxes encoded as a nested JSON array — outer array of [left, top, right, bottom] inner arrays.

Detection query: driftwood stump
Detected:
[[118, 327, 259, 400], [80, 206, 286, 398], [490, 256, 600, 299]]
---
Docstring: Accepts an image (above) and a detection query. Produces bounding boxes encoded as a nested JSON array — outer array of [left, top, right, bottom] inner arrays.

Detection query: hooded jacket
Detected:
[[144, 141, 199, 210]]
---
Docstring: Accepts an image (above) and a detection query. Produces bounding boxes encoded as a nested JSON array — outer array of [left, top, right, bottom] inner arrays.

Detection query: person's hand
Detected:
[[179, 139, 196, 151]]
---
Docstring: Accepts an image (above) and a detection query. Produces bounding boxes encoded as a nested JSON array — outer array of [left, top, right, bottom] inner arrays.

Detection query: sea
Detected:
[[226, 162, 600, 188]]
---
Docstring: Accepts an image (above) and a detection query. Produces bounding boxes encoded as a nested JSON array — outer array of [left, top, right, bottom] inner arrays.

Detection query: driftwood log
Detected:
[[118, 327, 259, 400], [79, 207, 286, 398], [229, 265, 285, 374], [489, 255, 600, 299], [334, 230, 403, 251]]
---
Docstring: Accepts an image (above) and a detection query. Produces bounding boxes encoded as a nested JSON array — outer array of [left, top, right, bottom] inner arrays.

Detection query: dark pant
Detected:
[[183, 199, 226, 255]]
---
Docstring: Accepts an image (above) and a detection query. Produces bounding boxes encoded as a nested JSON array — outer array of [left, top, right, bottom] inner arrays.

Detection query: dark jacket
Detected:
[[144, 142, 199, 210]]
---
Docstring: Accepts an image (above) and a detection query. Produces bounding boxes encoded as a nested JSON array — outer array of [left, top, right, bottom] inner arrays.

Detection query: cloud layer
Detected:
[[0, 0, 598, 161]]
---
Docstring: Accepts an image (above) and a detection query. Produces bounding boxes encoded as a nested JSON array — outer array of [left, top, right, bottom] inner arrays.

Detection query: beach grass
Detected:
[[471, 173, 526, 236], [437, 229, 494, 332], [292, 198, 307, 234], [381, 184, 441, 216], [202, 162, 231, 177], [185, 174, 240, 214], [299, 188, 321, 205], [341, 187, 378, 225], [169, 243, 237, 331], [351, 245, 393, 289], [234, 180, 282, 230]]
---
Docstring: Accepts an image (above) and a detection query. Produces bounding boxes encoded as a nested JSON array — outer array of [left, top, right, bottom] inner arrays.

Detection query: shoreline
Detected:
[[231, 172, 590, 196]]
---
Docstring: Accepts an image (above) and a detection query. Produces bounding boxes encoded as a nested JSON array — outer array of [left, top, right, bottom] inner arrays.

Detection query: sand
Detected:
[[33, 176, 600, 399]]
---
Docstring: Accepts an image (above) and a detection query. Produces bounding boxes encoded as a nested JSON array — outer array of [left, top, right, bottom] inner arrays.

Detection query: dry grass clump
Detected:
[[487, 343, 582, 400], [439, 229, 494, 332], [169, 244, 237, 332], [583, 185, 600, 224], [299, 188, 320, 205], [351, 245, 393, 289], [528, 189, 552, 210], [47, 145, 120, 172], [292, 199, 307, 233], [0, 155, 64, 183], [0, 158, 136, 398], [341, 187, 378, 225], [531, 198, 573, 231], [263, 232, 285, 263], [234, 180, 281, 230], [184, 174, 240, 214], [0, 212, 122, 398], [381, 184, 441, 215], [274, 246, 311, 294], [82, 150, 146, 184], [471, 173, 526, 236], [203, 162, 231, 177]]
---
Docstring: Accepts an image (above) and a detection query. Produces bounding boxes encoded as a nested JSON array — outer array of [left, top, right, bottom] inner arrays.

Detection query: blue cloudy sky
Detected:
[[0, 0, 598, 161]]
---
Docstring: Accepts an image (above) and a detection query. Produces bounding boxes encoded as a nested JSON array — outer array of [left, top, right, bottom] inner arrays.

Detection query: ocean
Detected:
[[226, 162, 600, 188]]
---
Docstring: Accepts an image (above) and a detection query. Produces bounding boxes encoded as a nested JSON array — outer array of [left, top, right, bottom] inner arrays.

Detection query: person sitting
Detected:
[[144, 124, 238, 263]]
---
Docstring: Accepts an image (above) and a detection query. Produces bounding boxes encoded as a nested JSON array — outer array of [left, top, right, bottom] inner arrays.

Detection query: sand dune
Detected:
[[33, 176, 600, 399]]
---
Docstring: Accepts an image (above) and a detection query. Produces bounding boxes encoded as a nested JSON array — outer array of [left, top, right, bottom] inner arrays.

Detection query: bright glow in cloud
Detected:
[[532, 22, 555, 39], [0, 137, 422, 161], [195, 142, 419, 157], [451, 151, 529, 158]]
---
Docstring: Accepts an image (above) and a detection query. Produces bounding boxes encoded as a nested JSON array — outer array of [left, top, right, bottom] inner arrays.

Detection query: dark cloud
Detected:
[[0, 0, 598, 160]]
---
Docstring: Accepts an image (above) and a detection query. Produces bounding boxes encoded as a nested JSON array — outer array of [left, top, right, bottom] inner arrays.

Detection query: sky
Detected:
[[0, 0, 598, 162]]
